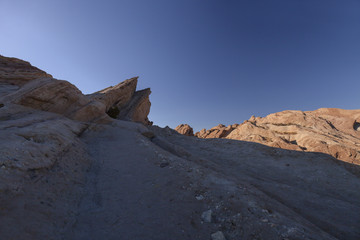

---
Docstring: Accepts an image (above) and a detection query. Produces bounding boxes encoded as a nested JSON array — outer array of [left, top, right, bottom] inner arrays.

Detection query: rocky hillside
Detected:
[[177, 109, 360, 166], [1, 55, 360, 240]]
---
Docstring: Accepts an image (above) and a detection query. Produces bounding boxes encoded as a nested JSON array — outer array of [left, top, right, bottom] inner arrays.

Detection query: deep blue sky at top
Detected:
[[1, 0, 359, 131]]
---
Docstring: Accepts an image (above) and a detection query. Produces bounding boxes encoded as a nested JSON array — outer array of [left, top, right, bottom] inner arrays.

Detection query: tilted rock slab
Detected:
[[0, 54, 151, 124], [0, 54, 152, 238], [175, 124, 194, 136], [192, 109, 360, 165]]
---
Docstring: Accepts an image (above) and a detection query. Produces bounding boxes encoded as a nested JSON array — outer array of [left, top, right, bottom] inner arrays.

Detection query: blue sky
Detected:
[[1, 0, 359, 131]]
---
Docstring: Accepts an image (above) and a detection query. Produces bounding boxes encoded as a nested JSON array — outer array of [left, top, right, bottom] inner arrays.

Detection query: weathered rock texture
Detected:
[[192, 109, 360, 165], [0, 55, 52, 86], [1, 55, 360, 240], [0, 55, 154, 239], [0, 55, 151, 124], [175, 124, 194, 136]]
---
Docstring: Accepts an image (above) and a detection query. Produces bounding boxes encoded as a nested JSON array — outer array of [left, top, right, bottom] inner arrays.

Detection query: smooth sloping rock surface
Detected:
[[1, 77, 106, 122], [0, 104, 88, 171], [193, 109, 360, 165], [150, 125, 360, 240], [0, 104, 91, 239]]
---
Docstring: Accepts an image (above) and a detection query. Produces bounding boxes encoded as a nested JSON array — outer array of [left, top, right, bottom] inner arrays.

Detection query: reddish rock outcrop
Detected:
[[175, 124, 194, 136], [195, 124, 239, 138], [190, 109, 360, 165]]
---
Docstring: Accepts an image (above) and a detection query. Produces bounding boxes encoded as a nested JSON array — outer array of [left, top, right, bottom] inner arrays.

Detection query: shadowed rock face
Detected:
[[190, 109, 360, 165], [117, 88, 152, 125]]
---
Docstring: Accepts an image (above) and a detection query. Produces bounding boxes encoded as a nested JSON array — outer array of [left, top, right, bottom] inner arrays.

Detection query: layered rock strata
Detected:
[[175, 124, 194, 136], [0, 55, 151, 124], [0, 54, 152, 238], [179, 109, 360, 165]]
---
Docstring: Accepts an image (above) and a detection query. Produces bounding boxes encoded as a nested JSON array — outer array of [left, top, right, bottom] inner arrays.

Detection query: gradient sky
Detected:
[[1, 0, 359, 131]]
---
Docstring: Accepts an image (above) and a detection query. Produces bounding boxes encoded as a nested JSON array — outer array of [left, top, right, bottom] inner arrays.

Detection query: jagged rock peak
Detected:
[[175, 124, 194, 136], [0, 55, 151, 125]]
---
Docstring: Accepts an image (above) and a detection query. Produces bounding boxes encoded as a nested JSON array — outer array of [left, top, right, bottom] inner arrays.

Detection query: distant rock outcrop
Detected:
[[175, 124, 194, 136], [195, 124, 239, 138], [187, 109, 360, 165]]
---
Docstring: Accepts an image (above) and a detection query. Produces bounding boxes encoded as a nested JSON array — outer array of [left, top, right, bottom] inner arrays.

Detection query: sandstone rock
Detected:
[[1, 54, 360, 240], [0, 55, 153, 239], [0, 55, 151, 124], [2, 77, 106, 122], [195, 128, 207, 138], [175, 124, 194, 136], [0, 104, 87, 171], [88, 77, 138, 111], [192, 109, 360, 165], [194, 123, 237, 139], [0, 55, 52, 86], [117, 88, 152, 125]]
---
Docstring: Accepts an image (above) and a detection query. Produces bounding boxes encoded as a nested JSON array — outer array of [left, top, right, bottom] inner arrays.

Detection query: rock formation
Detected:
[[88, 77, 152, 125], [191, 109, 360, 165], [0, 54, 154, 239], [195, 124, 239, 138], [175, 124, 194, 136], [0, 55, 52, 86], [1, 55, 360, 240], [0, 55, 152, 124]]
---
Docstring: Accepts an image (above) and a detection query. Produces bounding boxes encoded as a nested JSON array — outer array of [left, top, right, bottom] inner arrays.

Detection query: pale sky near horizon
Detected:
[[1, 0, 359, 131]]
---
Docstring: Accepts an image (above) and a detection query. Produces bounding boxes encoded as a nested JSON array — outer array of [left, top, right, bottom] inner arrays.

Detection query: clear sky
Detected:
[[1, 0, 359, 131]]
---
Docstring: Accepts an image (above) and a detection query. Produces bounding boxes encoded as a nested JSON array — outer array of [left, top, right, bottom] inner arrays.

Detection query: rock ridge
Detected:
[[0, 55, 151, 125], [177, 108, 360, 165]]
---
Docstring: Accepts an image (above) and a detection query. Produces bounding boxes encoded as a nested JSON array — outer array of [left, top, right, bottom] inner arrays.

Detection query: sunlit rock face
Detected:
[[185, 109, 360, 165], [0, 55, 52, 86], [175, 124, 194, 136], [0, 55, 151, 124]]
